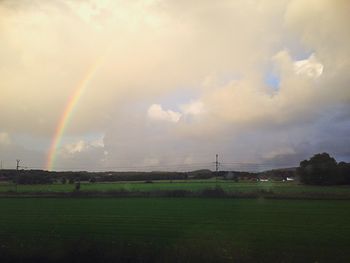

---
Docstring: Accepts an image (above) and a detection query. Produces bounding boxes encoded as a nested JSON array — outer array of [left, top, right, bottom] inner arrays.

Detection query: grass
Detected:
[[1, 180, 350, 196], [1, 197, 350, 262]]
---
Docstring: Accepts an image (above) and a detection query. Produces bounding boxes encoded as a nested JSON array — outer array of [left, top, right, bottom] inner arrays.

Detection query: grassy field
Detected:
[[1, 180, 350, 196], [1, 197, 350, 262]]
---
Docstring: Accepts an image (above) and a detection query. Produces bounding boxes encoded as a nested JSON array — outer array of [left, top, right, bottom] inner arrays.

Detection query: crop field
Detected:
[[1, 197, 350, 262], [2, 180, 350, 196]]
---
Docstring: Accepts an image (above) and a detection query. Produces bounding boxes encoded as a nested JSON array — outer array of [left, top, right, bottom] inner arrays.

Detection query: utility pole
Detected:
[[215, 154, 219, 186], [15, 159, 20, 192]]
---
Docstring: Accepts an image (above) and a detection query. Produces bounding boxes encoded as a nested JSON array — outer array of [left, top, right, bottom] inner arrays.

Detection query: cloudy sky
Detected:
[[1, 0, 349, 171]]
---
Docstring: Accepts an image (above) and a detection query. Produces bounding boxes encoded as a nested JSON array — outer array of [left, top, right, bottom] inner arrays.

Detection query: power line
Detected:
[[221, 162, 297, 166]]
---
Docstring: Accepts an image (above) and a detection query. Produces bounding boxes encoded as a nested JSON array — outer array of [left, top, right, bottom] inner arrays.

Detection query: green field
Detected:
[[2, 180, 350, 196], [1, 197, 350, 262]]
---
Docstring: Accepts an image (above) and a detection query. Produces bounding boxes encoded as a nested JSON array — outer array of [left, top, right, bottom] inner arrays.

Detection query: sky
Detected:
[[1, 0, 350, 172]]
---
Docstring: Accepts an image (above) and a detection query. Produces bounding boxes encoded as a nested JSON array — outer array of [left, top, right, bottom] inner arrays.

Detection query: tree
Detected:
[[338, 162, 350, 184], [75, 181, 81, 191], [89, 177, 96, 183], [60, 177, 67, 184], [298, 153, 338, 185]]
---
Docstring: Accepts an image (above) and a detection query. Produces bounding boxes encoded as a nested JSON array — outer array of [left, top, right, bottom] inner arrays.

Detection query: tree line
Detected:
[[0, 152, 348, 185]]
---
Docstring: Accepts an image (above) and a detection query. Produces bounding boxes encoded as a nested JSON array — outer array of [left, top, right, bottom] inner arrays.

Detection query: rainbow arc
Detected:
[[45, 56, 105, 171]]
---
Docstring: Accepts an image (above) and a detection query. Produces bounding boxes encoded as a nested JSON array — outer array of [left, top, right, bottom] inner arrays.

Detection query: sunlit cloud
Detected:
[[61, 136, 104, 155], [147, 104, 182, 123], [294, 54, 323, 78]]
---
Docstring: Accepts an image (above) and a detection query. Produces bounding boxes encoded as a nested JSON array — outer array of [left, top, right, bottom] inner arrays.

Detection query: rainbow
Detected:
[[45, 57, 104, 171]]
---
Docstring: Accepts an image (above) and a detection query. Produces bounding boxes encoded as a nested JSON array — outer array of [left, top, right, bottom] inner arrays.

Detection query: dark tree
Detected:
[[338, 161, 350, 184], [60, 177, 67, 184], [298, 153, 338, 185], [89, 177, 96, 183], [75, 181, 81, 191]]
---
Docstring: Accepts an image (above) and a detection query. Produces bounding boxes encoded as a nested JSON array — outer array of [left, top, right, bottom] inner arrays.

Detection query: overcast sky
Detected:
[[1, 0, 350, 171]]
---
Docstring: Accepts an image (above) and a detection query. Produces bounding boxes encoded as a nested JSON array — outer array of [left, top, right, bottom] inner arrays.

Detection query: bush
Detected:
[[60, 177, 67, 184], [89, 177, 97, 183]]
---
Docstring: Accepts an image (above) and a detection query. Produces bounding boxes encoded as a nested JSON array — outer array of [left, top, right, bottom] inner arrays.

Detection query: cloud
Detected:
[[63, 140, 87, 154], [294, 54, 323, 78], [147, 100, 204, 124], [0, 0, 289, 135], [1, 0, 350, 170], [147, 104, 181, 123], [180, 100, 204, 116], [91, 136, 105, 148], [52, 135, 106, 170], [263, 147, 296, 160], [0, 132, 11, 145], [61, 136, 104, 155]]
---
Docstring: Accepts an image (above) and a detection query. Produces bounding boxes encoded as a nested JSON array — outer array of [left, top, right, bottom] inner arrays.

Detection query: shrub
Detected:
[[75, 182, 81, 191], [89, 177, 97, 183]]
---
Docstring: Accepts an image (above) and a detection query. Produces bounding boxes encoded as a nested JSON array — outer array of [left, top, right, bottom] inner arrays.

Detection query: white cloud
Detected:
[[294, 54, 323, 78], [64, 140, 87, 154], [147, 104, 182, 123], [62, 136, 104, 155], [147, 100, 204, 124]]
